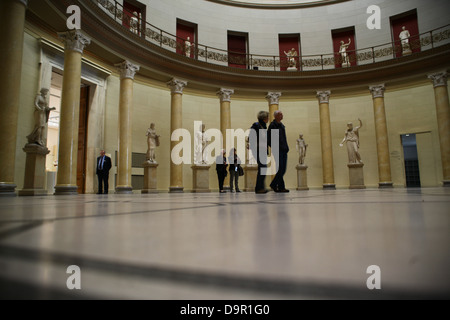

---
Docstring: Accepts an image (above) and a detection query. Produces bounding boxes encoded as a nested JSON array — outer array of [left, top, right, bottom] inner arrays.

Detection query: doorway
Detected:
[[401, 134, 421, 188], [77, 85, 90, 194]]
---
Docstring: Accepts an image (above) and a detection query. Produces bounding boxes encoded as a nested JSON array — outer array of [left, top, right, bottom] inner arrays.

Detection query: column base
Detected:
[[169, 187, 184, 193], [18, 189, 48, 197], [443, 180, 450, 187], [54, 185, 78, 195], [323, 184, 336, 190], [0, 183, 17, 197], [379, 182, 393, 189], [348, 163, 366, 189], [115, 186, 133, 194]]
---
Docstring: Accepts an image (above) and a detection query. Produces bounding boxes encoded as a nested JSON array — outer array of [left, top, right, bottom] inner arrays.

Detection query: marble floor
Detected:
[[0, 188, 449, 300]]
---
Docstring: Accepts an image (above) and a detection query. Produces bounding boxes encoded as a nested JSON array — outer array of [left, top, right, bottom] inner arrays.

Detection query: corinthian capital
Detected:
[[369, 84, 386, 99], [428, 72, 448, 88], [115, 61, 140, 80], [217, 88, 234, 102], [58, 30, 91, 54], [266, 92, 282, 105], [167, 78, 187, 94], [316, 91, 331, 104]]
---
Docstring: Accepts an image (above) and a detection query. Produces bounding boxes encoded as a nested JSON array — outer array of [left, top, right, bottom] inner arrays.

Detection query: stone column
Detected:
[[115, 61, 140, 194], [428, 72, 450, 186], [369, 84, 393, 188], [266, 92, 281, 122], [0, 0, 28, 196], [317, 91, 336, 189], [167, 79, 187, 193], [54, 30, 91, 195], [217, 88, 234, 190]]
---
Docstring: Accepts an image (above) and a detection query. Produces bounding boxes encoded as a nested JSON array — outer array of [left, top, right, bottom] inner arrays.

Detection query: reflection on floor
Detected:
[[0, 188, 449, 299]]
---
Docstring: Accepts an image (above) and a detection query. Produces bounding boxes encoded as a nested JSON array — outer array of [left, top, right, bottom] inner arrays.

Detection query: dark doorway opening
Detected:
[[401, 134, 421, 188]]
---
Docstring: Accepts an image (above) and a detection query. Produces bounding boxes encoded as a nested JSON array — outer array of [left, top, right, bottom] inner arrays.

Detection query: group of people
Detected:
[[249, 110, 290, 194]]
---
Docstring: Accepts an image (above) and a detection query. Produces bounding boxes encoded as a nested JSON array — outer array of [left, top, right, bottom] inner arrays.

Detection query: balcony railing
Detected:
[[92, 0, 450, 72]]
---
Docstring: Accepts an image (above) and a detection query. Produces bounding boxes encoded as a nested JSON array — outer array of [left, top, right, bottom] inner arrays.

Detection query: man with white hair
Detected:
[[268, 110, 290, 192]]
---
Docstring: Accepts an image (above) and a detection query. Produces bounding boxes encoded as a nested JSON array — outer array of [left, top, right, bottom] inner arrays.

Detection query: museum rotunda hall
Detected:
[[0, 0, 449, 300]]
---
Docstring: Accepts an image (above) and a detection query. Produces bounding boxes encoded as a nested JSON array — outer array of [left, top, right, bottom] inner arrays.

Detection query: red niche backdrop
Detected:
[[332, 28, 356, 68], [390, 11, 420, 57], [279, 35, 301, 71]]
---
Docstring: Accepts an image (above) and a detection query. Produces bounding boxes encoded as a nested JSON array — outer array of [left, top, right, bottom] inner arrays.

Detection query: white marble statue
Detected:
[[130, 11, 139, 35], [185, 37, 192, 57], [339, 119, 363, 164], [284, 48, 298, 69], [146, 123, 160, 163], [399, 26, 411, 54], [194, 124, 209, 164], [339, 38, 351, 67], [26, 88, 55, 146], [296, 134, 308, 165], [246, 136, 257, 165]]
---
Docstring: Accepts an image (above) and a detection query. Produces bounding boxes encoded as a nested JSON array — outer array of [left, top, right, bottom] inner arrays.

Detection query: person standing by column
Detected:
[[228, 148, 242, 193], [268, 110, 290, 192], [250, 111, 270, 194], [216, 149, 228, 193], [96, 150, 112, 194]]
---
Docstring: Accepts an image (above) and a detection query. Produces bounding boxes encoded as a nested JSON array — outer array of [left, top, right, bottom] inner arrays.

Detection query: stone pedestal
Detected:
[[192, 165, 211, 193], [342, 61, 350, 68], [244, 165, 258, 192], [348, 163, 366, 189], [18, 143, 50, 196], [142, 161, 158, 194], [296, 164, 309, 191], [287, 67, 298, 71]]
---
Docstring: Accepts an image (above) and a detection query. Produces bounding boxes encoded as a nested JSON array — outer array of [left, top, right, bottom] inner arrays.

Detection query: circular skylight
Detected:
[[208, 0, 350, 8]]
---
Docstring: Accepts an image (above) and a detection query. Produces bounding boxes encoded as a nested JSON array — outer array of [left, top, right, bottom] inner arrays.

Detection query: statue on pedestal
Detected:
[[399, 26, 412, 54], [339, 119, 363, 164], [194, 124, 209, 165], [146, 123, 160, 163], [284, 48, 298, 70], [185, 36, 192, 57], [296, 134, 308, 165], [26, 88, 55, 146], [130, 11, 139, 35], [339, 38, 351, 67]]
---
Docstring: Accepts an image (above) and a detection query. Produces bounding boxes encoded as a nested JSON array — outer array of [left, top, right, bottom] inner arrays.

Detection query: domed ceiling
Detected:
[[207, 0, 351, 8]]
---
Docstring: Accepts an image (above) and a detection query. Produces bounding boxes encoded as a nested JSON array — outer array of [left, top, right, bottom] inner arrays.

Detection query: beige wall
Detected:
[[15, 30, 446, 192]]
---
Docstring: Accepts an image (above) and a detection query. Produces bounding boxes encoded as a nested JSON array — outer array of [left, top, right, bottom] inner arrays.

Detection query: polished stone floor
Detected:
[[0, 188, 449, 300]]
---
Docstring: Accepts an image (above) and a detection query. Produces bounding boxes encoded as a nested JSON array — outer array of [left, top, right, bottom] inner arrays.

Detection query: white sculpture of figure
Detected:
[[339, 38, 351, 67], [339, 119, 363, 164], [146, 123, 160, 163], [246, 136, 257, 165], [194, 124, 209, 164], [185, 36, 192, 57], [26, 88, 56, 146], [399, 26, 411, 54], [130, 11, 139, 35], [296, 134, 308, 165], [284, 47, 298, 69]]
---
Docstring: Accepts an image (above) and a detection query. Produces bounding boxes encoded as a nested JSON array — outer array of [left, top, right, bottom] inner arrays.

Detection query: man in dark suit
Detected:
[[250, 111, 270, 194], [96, 150, 112, 194], [268, 110, 290, 193], [216, 149, 228, 193]]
